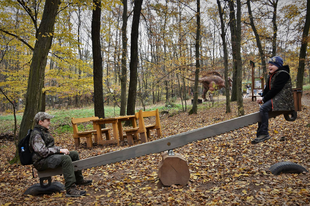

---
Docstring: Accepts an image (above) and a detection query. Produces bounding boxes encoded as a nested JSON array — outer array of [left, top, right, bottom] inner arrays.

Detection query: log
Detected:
[[158, 151, 190, 186]]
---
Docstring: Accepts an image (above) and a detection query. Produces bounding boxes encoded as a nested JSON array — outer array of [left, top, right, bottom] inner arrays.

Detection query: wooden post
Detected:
[[158, 151, 190, 186], [293, 88, 302, 111]]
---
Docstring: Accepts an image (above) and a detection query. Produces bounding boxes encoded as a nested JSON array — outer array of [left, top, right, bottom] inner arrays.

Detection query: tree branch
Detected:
[[176, 0, 196, 12], [0, 38, 13, 64], [0, 88, 18, 145], [0, 28, 34, 51], [17, 0, 38, 31]]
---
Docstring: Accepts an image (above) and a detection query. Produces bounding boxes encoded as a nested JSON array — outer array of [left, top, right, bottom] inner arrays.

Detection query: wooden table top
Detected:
[[92, 115, 136, 123]]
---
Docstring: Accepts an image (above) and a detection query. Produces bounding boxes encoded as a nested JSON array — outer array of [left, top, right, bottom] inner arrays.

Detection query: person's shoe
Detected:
[[251, 135, 271, 144], [66, 184, 86, 197], [76, 179, 92, 186]]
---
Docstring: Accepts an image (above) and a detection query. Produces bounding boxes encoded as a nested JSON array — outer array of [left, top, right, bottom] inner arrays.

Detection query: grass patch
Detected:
[[1, 103, 186, 134], [0, 115, 23, 121], [54, 124, 73, 134], [0, 106, 122, 134], [0, 115, 23, 134], [0, 96, 237, 134], [303, 84, 310, 91]]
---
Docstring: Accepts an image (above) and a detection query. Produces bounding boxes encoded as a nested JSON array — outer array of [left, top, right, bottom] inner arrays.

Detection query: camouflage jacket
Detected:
[[262, 66, 294, 111], [30, 125, 61, 168]]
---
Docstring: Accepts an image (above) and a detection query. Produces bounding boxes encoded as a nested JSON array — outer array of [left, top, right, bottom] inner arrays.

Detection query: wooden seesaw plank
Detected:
[[38, 111, 294, 178]]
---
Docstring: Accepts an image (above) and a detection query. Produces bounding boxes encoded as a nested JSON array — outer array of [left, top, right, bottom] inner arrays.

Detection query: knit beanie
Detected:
[[268, 56, 283, 68]]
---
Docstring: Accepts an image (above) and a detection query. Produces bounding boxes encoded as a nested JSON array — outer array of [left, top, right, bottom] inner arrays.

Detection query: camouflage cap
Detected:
[[34, 112, 54, 124]]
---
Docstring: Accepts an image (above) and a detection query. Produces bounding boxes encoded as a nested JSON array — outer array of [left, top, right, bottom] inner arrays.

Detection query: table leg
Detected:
[[93, 122, 98, 144], [117, 120, 124, 142], [131, 117, 137, 128], [112, 121, 120, 146], [95, 123, 103, 145]]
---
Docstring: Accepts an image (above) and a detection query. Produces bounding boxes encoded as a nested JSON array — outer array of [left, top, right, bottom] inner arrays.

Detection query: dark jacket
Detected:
[[30, 125, 60, 169], [262, 65, 294, 111]]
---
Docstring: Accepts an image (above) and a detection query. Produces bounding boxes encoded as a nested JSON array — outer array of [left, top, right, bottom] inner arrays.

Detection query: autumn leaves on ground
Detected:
[[1, 94, 310, 205]]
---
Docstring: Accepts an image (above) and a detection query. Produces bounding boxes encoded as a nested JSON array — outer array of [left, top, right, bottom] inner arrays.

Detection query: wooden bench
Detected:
[[119, 116, 139, 146], [124, 127, 139, 146], [122, 110, 162, 146], [136, 109, 162, 142], [71, 117, 111, 148]]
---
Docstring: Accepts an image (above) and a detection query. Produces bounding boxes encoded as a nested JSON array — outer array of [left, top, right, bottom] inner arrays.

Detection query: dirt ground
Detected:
[[0, 92, 309, 205]]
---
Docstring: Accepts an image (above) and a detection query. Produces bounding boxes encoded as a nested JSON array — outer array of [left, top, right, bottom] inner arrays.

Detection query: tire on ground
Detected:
[[24, 182, 64, 196], [284, 111, 297, 121], [269, 161, 308, 175]]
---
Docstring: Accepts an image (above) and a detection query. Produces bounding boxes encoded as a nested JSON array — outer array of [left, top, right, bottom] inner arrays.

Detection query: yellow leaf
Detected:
[[247, 196, 254, 201]]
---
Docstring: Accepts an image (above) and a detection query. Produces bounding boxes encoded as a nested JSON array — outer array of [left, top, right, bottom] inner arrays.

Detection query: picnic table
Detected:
[[92, 115, 137, 146]]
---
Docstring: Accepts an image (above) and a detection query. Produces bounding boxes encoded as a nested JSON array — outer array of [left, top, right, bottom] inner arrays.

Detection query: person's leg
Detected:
[[68, 151, 92, 185], [252, 100, 272, 144], [36, 154, 76, 190], [68, 151, 83, 182], [257, 100, 272, 136], [61, 155, 77, 190], [35, 154, 86, 197], [256, 122, 262, 136]]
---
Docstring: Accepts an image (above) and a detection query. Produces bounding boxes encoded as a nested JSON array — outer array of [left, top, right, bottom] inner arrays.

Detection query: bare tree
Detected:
[[270, 0, 278, 56], [18, 0, 60, 145], [190, 0, 201, 114], [120, 0, 128, 115], [246, 0, 267, 80], [92, 0, 105, 118], [127, 0, 143, 115], [217, 0, 231, 113], [229, 0, 237, 102], [229, 0, 244, 115], [296, 0, 310, 89]]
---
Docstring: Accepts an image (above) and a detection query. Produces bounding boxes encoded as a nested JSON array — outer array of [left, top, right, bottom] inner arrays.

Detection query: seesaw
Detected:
[[24, 110, 298, 195]]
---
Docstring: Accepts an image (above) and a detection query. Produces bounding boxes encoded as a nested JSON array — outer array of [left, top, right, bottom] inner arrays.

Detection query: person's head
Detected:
[[268, 56, 283, 74], [34, 112, 54, 129]]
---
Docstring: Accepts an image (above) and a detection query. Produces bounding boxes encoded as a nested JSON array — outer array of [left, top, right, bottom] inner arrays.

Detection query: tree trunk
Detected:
[[18, 0, 60, 143], [76, 7, 83, 108], [127, 0, 143, 115], [92, 0, 105, 119], [120, 0, 128, 116], [41, 91, 46, 112], [163, 0, 169, 104], [235, 0, 244, 116], [271, 0, 278, 57], [229, 0, 237, 102], [296, 0, 310, 89], [190, 0, 200, 115], [246, 0, 267, 80], [217, 0, 231, 113]]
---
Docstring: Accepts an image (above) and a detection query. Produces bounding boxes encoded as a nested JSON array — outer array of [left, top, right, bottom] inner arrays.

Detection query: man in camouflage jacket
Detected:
[[30, 112, 92, 197], [251, 56, 294, 144]]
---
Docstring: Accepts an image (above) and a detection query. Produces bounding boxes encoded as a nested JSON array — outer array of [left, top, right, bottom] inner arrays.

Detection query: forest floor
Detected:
[[0, 92, 310, 205]]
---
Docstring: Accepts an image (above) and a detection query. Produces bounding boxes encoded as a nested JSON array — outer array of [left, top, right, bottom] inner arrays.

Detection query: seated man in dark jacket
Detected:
[[251, 56, 294, 144], [30, 112, 92, 197]]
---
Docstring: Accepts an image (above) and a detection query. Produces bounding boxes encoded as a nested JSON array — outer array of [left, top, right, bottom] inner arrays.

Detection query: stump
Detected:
[[158, 151, 190, 186]]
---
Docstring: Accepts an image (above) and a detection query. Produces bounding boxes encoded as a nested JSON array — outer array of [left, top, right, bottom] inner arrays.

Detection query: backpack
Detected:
[[18, 128, 42, 165]]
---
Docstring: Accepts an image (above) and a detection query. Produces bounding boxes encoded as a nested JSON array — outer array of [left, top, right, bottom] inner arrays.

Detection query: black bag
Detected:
[[18, 129, 34, 165], [18, 128, 43, 165]]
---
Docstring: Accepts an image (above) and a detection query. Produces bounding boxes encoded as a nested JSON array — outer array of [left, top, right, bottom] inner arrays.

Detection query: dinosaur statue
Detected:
[[186, 71, 230, 100]]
